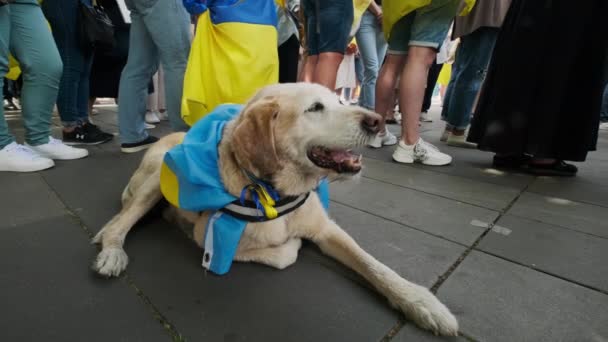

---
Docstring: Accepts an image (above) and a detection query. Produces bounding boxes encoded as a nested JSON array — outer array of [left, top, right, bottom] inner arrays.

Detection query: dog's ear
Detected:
[[231, 97, 281, 178]]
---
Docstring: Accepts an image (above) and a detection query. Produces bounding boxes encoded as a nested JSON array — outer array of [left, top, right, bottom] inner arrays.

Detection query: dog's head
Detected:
[[229, 83, 381, 196]]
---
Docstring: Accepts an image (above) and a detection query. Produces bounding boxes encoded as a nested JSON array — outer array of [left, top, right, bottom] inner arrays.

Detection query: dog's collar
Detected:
[[221, 169, 309, 222], [220, 192, 310, 222]]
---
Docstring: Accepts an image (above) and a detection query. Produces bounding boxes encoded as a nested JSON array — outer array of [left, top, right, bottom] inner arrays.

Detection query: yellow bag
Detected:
[[6, 55, 21, 81], [382, 0, 476, 41], [181, 1, 279, 126]]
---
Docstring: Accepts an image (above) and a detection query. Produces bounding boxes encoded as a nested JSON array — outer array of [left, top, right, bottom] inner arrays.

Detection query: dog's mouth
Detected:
[[307, 146, 363, 173]]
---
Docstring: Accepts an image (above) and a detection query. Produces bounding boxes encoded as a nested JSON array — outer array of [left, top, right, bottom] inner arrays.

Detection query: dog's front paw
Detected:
[[394, 285, 458, 336], [93, 247, 129, 277]]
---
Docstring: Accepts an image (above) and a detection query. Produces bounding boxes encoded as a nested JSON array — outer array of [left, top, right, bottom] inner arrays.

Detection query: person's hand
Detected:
[[375, 9, 383, 23], [346, 43, 358, 55]]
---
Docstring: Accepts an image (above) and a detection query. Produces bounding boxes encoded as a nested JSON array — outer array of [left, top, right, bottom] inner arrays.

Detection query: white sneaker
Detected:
[[145, 111, 161, 124], [420, 111, 432, 122], [600, 122, 608, 130], [0, 142, 55, 172], [157, 111, 169, 121], [27, 137, 89, 160], [368, 130, 398, 148], [145, 123, 156, 129], [440, 129, 450, 142], [392, 138, 452, 166], [446, 133, 477, 148]]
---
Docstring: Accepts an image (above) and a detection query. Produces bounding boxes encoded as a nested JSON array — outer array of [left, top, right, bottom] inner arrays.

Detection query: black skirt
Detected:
[[468, 0, 608, 162]]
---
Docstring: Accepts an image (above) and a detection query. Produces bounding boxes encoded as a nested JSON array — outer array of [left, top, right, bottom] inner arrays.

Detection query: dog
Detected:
[[92, 83, 458, 336]]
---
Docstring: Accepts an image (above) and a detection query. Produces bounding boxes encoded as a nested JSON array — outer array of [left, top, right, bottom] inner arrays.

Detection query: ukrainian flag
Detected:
[[181, 0, 279, 126]]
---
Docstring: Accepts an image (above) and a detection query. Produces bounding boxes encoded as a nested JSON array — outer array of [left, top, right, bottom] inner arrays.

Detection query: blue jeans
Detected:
[[118, 0, 190, 144], [601, 83, 608, 123], [441, 27, 499, 130], [42, 0, 93, 128], [0, 2, 62, 149], [355, 11, 387, 110]]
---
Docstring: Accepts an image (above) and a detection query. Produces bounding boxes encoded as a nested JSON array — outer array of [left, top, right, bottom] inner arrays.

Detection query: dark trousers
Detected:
[[422, 59, 442, 112], [42, 0, 94, 127], [278, 34, 300, 83]]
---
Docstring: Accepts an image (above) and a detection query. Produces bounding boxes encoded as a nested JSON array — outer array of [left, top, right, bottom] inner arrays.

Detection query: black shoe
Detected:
[[63, 124, 113, 145], [82, 122, 114, 140], [523, 160, 578, 177], [492, 154, 531, 169], [121, 135, 159, 153]]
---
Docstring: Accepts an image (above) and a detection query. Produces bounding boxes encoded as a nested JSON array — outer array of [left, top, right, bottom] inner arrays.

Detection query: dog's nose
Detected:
[[361, 113, 381, 134]]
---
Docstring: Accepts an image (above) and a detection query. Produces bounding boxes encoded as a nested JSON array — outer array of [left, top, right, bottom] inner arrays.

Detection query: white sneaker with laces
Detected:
[[145, 111, 161, 124], [157, 111, 169, 121], [368, 130, 398, 148], [0, 142, 55, 172], [392, 138, 452, 166], [27, 137, 89, 160]]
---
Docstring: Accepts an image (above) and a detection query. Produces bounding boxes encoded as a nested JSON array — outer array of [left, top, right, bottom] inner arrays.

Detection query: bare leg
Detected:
[[375, 54, 406, 133], [299, 54, 317, 82], [399, 46, 436, 145], [313, 52, 344, 90]]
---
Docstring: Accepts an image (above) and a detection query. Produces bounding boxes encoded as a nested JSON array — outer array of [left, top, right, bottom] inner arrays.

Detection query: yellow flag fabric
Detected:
[[353, 0, 372, 31], [181, 8, 278, 126], [7, 55, 21, 81], [382, 0, 476, 40]]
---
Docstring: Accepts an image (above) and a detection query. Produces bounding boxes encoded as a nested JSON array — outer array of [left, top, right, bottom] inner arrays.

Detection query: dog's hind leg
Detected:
[[293, 197, 458, 336], [234, 238, 302, 270], [92, 170, 162, 277]]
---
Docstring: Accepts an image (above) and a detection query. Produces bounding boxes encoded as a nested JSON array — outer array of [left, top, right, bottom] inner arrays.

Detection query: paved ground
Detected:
[[1, 104, 607, 342]]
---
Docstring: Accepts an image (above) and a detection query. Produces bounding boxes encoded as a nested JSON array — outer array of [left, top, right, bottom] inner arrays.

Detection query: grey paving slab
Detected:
[[391, 324, 469, 342], [329, 202, 466, 287], [477, 214, 608, 292], [123, 220, 400, 342], [0, 215, 169, 342], [330, 178, 497, 245], [436, 251, 608, 342], [0, 172, 66, 229], [527, 159, 608, 208], [508, 192, 608, 238], [361, 158, 520, 211], [40, 148, 143, 232]]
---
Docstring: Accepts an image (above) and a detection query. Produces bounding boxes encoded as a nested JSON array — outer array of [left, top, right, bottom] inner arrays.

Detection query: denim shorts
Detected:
[[302, 0, 353, 55], [388, 0, 460, 54]]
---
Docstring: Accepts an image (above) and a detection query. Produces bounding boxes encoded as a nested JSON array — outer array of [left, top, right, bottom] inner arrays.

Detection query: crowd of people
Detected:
[[0, 0, 606, 177]]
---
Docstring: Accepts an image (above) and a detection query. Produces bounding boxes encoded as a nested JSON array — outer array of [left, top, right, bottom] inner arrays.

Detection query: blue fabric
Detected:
[[441, 27, 499, 130], [601, 83, 608, 123], [355, 11, 387, 110], [164, 104, 329, 275], [182, 0, 277, 26]]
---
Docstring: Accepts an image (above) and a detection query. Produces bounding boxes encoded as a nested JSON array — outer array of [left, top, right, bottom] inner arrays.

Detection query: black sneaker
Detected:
[[82, 122, 114, 140], [63, 123, 113, 145], [121, 135, 159, 153]]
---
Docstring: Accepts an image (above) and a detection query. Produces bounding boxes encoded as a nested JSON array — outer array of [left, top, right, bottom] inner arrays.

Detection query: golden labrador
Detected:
[[92, 83, 458, 336]]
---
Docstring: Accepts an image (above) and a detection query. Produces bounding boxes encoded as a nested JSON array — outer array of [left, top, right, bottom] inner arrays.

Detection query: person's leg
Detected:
[[9, 2, 63, 146], [356, 11, 380, 109], [422, 59, 442, 112], [444, 28, 499, 135], [157, 66, 165, 112], [117, 12, 159, 144], [278, 34, 300, 83], [142, 0, 190, 131], [399, 47, 436, 144], [0, 5, 13, 150], [41, 0, 88, 130], [310, 0, 353, 89], [375, 54, 406, 133]]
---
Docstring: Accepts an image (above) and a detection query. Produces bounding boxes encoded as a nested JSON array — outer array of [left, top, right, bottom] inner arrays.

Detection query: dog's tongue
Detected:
[[330, 149, 353, 163]]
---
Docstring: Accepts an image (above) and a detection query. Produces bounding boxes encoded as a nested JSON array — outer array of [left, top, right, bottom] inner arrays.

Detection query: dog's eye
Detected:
[[305, 102, 324, 112]]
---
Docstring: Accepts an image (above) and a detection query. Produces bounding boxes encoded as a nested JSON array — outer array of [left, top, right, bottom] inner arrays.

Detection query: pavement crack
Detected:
[[39, 174, 186, 341]]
